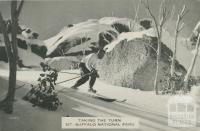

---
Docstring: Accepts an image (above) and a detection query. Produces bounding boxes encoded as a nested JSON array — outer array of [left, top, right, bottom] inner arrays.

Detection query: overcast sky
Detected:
[[0, 0, 199, 40]]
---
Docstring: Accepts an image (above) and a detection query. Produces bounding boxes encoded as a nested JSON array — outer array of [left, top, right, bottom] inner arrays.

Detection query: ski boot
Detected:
[[88, 88, 97, 93], [71, 86, 78, 90]]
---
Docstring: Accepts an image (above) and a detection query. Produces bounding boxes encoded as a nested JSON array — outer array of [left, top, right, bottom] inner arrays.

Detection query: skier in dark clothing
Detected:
[[71, 49, 105, 93], [23, 63, 58, 100]]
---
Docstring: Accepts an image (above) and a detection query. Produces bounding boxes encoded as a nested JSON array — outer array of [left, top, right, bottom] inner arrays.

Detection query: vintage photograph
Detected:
[[0, 0, 200, 130]]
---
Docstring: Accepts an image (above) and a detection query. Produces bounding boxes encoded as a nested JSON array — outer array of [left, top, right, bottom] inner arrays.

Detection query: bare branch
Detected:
[[141, 0, 160, 37], [133, 2, 140, 23], [17, 0, 24, 17], [170, 4, 188, 90], [178, 22, 185, 32], [179, 5, 189, 20], [165, 5, 175, 28], [159, 0, 169, 27], [180, 5, 186, 15], [170, 5, 175, 20], [158, 0, 163, 22]]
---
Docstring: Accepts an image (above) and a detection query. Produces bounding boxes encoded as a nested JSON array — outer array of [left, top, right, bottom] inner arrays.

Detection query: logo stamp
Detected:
[[168, 95, 197, 127]]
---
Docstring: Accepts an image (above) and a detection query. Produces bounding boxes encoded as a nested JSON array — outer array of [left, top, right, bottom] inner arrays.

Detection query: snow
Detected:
[[191, 49, 200, 56], [17, 35, 45, 46], [0, 69, 169, 116], [17, 36, 45, 67], [99, 17, 136, 30], [18, 47, 44, 67], [44, 17, 143, 56], [1, 69, 200, 122], [0, 62, 9, 69], [17, 35, 45, 66], [193, 21, 200, 36], [44, 19, 119, 56], [104, 28, 156, 52], [1, 35, 45, 67], [190, 85, 200, 102]]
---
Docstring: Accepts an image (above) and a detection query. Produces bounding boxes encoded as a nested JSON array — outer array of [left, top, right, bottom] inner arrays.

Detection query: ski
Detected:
[[88, 92, 127, 103]]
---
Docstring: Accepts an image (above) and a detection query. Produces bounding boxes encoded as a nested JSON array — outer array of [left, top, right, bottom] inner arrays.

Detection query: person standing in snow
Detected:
[[71, 49, 105, 93]]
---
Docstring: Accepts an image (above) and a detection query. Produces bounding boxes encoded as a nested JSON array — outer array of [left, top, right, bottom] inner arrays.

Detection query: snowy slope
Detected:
[[0, 69, 168, 115], [1, 69, 199, 122], [44, 19, 119, 56], [43, 17, 147, 57], [17, 35, 45, 67], [0, 34, 45, 68]]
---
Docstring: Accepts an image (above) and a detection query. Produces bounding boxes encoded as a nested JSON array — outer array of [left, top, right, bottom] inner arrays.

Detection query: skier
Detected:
[[71, 49, 105, 93], [40, 62, 49, 72], [23, 63, 58, 100]]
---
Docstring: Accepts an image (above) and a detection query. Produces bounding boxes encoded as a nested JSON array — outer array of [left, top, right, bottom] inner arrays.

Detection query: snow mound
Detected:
[[45, 56, 80, 70], [104, 28, 156, 52], [0, 33, 45, 68], [16, 35, 45, 67], [44, 19, 119, 56]]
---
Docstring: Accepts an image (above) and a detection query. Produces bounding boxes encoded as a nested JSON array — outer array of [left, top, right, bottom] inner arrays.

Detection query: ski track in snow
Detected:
[[0, 69, 169, 115], [1, 69, 200, 124]]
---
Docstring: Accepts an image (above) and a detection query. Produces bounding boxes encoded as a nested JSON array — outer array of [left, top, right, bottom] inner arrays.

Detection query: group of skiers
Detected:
[[23, 49, 105, 110]]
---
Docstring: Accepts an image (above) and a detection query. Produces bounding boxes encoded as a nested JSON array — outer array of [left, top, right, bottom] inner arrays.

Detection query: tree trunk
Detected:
[[154, 56, 159, 95], [0, 0, 19, 114], [154, 33, 162, 95], [1, 56, 17, 113], [170, 16, 180, 94], [184, 34, 200, 92]]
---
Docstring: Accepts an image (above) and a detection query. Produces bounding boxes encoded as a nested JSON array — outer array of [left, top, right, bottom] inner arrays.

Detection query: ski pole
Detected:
[[59, 71, 80, 75], [56, 72, 93, 85], [56, 75, 82, 84]]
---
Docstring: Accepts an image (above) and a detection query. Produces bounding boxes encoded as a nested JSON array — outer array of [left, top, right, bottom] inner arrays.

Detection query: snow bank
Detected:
[[1, 33, 45, 68], [104, 28, 156, 52], [0, 62, 9, 69], [44, 19, 119, 56], [45, 56, 80, 70]]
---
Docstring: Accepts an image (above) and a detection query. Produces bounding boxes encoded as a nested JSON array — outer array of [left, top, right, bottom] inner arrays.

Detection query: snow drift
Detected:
[[44, 19, 119, 57], [45, 56, 79, 71], [0, 31, 45, 68]]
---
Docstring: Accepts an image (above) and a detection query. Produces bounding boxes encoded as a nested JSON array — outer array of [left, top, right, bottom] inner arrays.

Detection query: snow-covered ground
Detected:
[[1, 68, 200, 122], [0, 69, 177, 115]]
